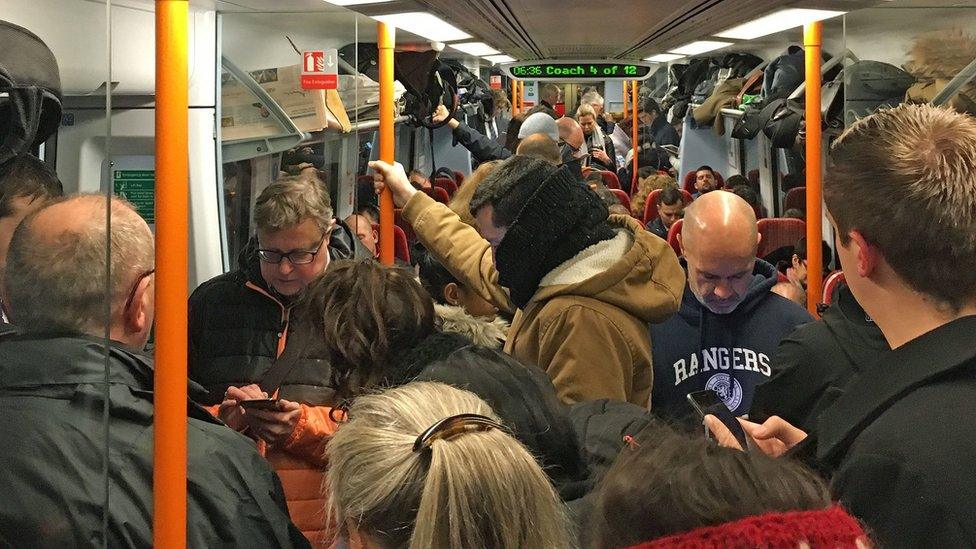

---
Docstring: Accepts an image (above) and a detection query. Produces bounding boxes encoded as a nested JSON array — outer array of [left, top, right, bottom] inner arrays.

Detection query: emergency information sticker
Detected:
[[301, 49, 338, 90]]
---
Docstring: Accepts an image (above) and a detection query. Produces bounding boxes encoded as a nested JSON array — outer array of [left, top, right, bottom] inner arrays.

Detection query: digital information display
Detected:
[[503, 61, 654, 81]]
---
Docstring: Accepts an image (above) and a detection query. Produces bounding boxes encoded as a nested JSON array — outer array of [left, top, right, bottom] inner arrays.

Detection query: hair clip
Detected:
[[413, 413, 507, 453]]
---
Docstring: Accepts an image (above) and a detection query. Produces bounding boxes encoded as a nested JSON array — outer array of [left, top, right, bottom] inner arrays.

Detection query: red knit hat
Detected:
[[627, 506, 868, 549]]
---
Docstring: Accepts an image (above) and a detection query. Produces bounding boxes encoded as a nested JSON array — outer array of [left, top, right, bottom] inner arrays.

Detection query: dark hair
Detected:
[[783, 207, 805, 220], [637, 166, 657, 180], [469, 155, 558, 227], [724, 174, 749, 190], [413, 244, 459, 305], [526, 104, 559, 120], [504, 115, 525, 154], [298, 259, 435, 399], [657, 186, 683, 207], [732, 184, 760, 207], [596, 188, 621, 208], [356, 204, 381, 224], [415, 346, 588, 500], [0, 154, 63, 218], [696, 165, 714, 175], [586, 423, 831, 549]]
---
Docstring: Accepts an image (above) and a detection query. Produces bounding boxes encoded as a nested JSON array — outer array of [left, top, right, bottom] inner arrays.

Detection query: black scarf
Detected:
[[494, 166, 615, 309]]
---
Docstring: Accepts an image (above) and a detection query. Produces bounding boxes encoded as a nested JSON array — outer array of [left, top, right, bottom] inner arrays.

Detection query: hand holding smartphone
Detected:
[[239, 398, 282, 411], [686, 390, 750, 450]]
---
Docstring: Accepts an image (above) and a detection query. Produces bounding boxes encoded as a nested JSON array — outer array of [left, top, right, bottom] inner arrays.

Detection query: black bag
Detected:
[[762, 47, 805, 101], [763, 99, 804, 148], [721, 53, 764, 78], [395, 51, 459, 129], [821, 69, 845, 129], [843, 60, 915, 125], [0, 20, 62, 167]]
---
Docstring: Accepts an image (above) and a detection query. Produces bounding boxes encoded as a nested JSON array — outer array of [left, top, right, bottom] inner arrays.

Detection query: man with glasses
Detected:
[[0, 195, 307, 546], [188, 173, 367, 546]]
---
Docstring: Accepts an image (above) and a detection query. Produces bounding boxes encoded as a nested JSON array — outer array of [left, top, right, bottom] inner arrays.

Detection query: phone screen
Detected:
[[686, 390, 750, 449], [239, 398, 281, 411]]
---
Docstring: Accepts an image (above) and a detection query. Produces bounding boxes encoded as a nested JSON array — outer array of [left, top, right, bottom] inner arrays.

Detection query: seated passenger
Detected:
[[630, 172, 678, 219], [709, 105, 976, 547], [731, 183, 767, 217], [692, 165, 720, 198], [344, 213, 377, 256], [0, 195, 306, 547], [646, 187, 684, 240], [515, 132, 562, 165], [414, 245, 508, 348], [325, 382, 572, 549], [770, 280, 806, 306], [638, 96, 680, 150], [578, 104, 616, 172], [0, 153, 63, 324], [408, 169, 432, 190], [187, 175, 368, 544], [650, 192, 812, 421], [751, 285, 888, 432], [595, 187, 631, 217], [585, 422, 868, 549], [371, 155, 685, 405]]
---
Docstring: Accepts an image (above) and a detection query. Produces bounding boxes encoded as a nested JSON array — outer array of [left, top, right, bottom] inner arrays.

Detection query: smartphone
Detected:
[[239, 398, 281, 411], [686, 390, 750, 450]]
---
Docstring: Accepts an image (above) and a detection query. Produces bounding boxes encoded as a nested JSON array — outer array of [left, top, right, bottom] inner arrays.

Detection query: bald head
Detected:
[[345, 213, 377, 255], [556, 117, 584, 152], [679, 192, 760, 315], [681, 191, 758, 256], [5, 195, 154, 341], [516, 133, 562, 164]]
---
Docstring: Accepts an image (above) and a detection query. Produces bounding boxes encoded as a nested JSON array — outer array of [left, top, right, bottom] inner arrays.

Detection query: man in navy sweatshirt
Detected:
[[650, 191, 812, 422]]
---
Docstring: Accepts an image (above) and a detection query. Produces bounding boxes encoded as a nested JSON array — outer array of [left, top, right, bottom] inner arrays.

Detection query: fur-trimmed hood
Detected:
[[434, 303, 509, 348]]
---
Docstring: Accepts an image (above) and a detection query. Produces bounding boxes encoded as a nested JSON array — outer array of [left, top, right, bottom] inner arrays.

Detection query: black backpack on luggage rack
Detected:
[[0, 20, 62, 168], [395, 51, 460, 130]]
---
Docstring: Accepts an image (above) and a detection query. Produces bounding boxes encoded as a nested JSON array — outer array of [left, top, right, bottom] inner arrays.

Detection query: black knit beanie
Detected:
[[495, 165, 616, 308]]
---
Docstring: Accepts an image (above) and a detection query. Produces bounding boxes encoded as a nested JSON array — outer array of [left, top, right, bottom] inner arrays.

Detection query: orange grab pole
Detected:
[[377, 22, 395, 266], [518, 81, 524, 112], [631, 81, 639, 188], [804, 22, 824, 315], [154, 1, 189, 547], [511, 79, 518, 116], [622, 81, 628, 122]]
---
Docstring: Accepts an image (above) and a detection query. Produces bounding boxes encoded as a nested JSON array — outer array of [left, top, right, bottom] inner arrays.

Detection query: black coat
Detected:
[[646, 217, 669, 240], [799, 315, 976, 547], [751, 286, 889, 431], [0, 334, 308, 548], [188, 219, 369, 405], [451, 120, 512, 163]]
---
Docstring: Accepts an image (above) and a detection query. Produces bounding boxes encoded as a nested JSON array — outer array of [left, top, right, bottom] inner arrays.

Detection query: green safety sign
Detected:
[[113, 170, 155, 225]]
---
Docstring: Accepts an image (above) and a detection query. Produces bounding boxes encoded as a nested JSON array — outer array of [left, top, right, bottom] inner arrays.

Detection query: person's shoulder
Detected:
[[189, 269, 246, 305], [762, 291, 814, 324], [187, 417, 274, 473]]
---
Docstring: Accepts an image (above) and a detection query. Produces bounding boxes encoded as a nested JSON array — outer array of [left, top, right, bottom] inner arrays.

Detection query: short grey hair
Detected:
[[253, 174, 333, 234], [581, 91, 604, 106], [5, 195, 154, 334]]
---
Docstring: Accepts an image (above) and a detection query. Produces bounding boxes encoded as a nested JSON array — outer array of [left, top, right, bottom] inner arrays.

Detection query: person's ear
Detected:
[[791, 253, 801, 268], [756, 231, 763, 249], [124, 276, 153, 335], [675, 233, 684, 255], [848, 230, 879, 278], [443, 282, 462, 306]]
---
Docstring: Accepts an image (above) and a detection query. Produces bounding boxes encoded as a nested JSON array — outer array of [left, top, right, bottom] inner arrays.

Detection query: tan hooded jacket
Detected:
[[403, 192, 685, 407]]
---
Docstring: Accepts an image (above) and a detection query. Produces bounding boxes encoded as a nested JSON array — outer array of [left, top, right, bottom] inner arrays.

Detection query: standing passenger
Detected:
[[188, 175, 367, 546], [0, 195, 307, 547], [650, 192, 811, 421], [371, 155, 685, 406]]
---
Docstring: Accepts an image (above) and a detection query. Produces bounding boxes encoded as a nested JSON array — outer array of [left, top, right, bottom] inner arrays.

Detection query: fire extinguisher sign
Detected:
[[301, 49, 338, 90]]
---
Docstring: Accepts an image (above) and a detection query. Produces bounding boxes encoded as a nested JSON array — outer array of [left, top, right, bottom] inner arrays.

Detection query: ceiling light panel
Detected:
[[716, 9, 845, 40], [669, 41, 733, 56], [373, 12, 471, 42], [451, 42, 500, 56], [484, 55, 515, 63], [322, 0, 392, 5], [645, 53, 684, 62]]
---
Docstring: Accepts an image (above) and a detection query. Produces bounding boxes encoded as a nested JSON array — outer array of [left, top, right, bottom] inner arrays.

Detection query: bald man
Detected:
[[649, 192, 811, 421], [345, 213, 378, 256], [515, 133, 562, 165], [0, 195, 307, 547]]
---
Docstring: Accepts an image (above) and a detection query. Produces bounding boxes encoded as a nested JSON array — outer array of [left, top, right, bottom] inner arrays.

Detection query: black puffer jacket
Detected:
[[0, 333, 308, 548], [188, 219, 369, 405]]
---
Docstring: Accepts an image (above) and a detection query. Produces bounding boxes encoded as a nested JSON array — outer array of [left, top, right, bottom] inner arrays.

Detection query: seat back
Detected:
[[600, 170, 621, 190], [643, 189, 694, 225], [452, 170, 465, 185], [432, 177, 458, 197], [394, 208, 416, 244], [683, 169, 724, 193], [373, 223, 410, 263], [822, 270, 847, 306], [422, 187, 451, 204], [666, 218, 684, 257], [757, 218, 806, 259], [609, 189, 630, 212], [783, 186, 806, 212]]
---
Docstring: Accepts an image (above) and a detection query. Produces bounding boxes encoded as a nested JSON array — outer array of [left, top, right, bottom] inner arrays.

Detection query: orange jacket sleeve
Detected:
[[279, 404, 342, 468]]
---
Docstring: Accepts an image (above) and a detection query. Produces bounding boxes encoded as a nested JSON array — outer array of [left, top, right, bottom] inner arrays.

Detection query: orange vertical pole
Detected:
[[804, 22, 824, 315], [511, 79, 519, 116], [377, 22, 395, 266], [518, 81, 524, 112], [622, 81, 629, 121], [631, 80, 639, 187], [154, 1, 188, 547]]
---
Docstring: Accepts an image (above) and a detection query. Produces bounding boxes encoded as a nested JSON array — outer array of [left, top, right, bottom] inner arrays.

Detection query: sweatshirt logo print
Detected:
[[705, 373, 743, 410], [672, 347, 772, 386]]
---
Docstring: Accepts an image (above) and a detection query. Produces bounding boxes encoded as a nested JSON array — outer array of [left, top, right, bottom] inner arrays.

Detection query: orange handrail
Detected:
[[631, 80, 638, 189], [154, 1, 188, 547], [622, 81, 628, 122], [511, 79, 519, 116], [518, 80, 524, 112], [804, 22, 824, 315], [378, 22, 395, 266]]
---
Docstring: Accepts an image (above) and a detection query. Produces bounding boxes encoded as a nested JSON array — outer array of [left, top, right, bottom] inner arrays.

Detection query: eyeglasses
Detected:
[[258, 234, 328, 265], [124, 268, 155, 311]]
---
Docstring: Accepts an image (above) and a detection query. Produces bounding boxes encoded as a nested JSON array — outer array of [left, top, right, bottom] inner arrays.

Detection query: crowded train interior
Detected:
[[2, 0, 976, 546]]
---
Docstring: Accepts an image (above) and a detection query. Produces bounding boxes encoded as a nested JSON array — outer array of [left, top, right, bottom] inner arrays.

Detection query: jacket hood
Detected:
[[237, 217, 371, 292], [675, 258, 779, 326], [529, 214, 685, 323], [433, 303, 509, 348]]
